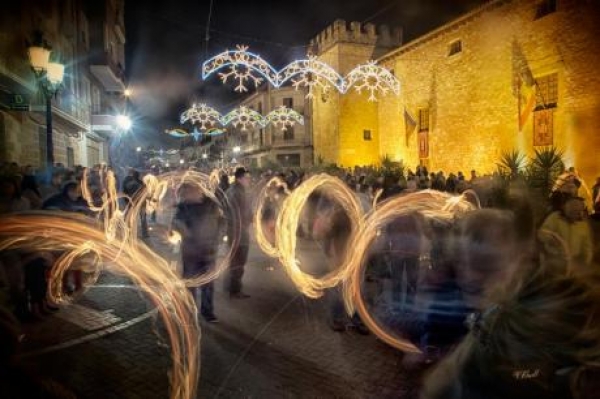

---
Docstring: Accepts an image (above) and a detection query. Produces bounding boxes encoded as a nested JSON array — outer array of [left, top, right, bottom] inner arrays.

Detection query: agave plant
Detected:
[[497, 150, 527, 179], [527, 147, 565, 197]]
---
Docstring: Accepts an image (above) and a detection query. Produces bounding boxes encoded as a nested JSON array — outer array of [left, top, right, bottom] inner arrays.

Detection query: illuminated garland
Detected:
[[278, 57, 343, 99], [220, 106, 264, 131], [346, 61, 398, 102], [265, 106, 304, 131], [202, 46, 400, 101], [180, 103, 221, 130], [165, 127, 226, 141], [178, 104, 305, 132]]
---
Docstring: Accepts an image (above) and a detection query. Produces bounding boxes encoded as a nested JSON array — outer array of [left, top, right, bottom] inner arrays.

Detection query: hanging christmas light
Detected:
[[345, 61, 400, 102], [180, 103, 222, 130], [221, 106, 264, 131], [202, 46, 401, 101], [278, 57, 344, 98], [265, 106, 304, 131], [165, 128, 189, 138], [202, 45, 278, 93], [206, 128, 226, 136]]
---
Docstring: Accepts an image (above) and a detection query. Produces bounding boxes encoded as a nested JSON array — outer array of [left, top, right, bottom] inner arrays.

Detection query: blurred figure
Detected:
[[539, 196, 593, 272], [0, 177, 30, 214], [386, 212, 426, 312], [172, 183, 222, 322], [421, 253, 600, 399], [122, 169, 148, 238], [225, 167, 252, 299], [20, 170, 42, 210], [313, 196, 368, 334], [42, 181, 89, 215], [592, 177, 600, 214], [39, 170, 64, 201]]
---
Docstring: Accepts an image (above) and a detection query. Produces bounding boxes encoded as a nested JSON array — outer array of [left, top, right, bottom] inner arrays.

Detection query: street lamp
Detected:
[[233, 146, 241, 153], [28, 37, 65, 169], [116, 114, 132, 131]]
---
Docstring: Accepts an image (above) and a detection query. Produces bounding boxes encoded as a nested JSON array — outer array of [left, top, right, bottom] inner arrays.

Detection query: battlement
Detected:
[[309, 19, 403, 55]]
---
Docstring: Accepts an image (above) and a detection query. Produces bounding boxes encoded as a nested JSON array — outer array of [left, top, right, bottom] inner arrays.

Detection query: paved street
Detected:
[[16, 222, 422, 399]]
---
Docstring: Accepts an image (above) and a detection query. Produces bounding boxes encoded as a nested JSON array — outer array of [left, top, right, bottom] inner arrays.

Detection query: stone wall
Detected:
[[312, 0, 600, 186]]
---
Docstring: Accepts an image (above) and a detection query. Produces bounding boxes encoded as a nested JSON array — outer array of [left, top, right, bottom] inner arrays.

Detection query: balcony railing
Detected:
[[239, 137, 312, 154], [89, 51, 125, 92]]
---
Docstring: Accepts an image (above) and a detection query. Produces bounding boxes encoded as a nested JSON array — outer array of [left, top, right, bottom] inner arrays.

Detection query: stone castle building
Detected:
[[310, 0, 600, 185], [0, 0, 127, 169]]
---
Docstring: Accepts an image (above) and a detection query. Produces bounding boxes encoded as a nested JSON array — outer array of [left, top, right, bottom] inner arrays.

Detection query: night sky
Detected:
[[124, 0, 485, 148]]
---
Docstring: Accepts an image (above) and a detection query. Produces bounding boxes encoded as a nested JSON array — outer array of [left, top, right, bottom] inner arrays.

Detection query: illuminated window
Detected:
[[363, 129, 372, 141], [448, 40, 462, 56], [419, 109, 430, 132], [535, 73, 558, 109], [535, 0, 556, 19]]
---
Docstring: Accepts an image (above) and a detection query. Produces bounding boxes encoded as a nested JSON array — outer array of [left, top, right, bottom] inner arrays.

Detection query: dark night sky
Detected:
[[124, 0, 486, 148]]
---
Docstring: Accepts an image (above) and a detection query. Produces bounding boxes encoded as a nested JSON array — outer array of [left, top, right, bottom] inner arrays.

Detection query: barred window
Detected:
[[419, 109, 430, 132], [535, 73, 558, 109]]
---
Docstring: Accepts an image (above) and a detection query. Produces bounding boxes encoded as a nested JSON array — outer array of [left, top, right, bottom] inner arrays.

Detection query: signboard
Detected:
[[0, 91, 30, 111]]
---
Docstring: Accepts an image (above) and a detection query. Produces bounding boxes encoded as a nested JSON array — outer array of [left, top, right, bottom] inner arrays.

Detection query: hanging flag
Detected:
[[512, 40, 536, 131], [404, 108, 417, 147]]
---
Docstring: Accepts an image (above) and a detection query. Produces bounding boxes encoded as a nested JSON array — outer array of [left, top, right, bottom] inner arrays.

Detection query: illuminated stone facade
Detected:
[[311, 0, 600, 185]]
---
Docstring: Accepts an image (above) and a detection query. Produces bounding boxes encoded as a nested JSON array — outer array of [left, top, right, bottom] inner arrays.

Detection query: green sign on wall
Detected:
[[0, 91, 30, 111]]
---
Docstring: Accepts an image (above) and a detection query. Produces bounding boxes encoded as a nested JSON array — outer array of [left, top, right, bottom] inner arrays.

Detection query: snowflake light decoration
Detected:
[[278, 57, 344, 99], [165, 126, 226, 142], [180, 103, 222, 129], [202, 46, 400, 101], [265, 106, 304, 131], [206, 128, 225, 136], [203, 45, 278, 93], [221, 106, 265, 131], [345, 61, 400, 102], [190, 127, 202, 142], [164, 128, 189, 138]]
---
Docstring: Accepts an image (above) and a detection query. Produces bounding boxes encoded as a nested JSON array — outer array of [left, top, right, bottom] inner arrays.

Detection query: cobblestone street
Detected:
[[17, 223, 421, 399]]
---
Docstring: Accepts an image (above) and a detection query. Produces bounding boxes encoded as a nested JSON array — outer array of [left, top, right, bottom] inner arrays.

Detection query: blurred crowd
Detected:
[[1, 158, 600, 398]]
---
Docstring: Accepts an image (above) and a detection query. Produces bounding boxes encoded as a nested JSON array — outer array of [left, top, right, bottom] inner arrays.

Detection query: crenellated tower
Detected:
[[309, 20, 402, 166]]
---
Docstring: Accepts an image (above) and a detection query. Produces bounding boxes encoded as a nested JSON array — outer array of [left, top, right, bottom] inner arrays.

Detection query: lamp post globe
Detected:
[[28, 39, 64, 170]]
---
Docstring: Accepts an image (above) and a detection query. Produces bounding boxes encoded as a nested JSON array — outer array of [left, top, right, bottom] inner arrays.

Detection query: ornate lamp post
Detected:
[[28, 36, 64, 169]]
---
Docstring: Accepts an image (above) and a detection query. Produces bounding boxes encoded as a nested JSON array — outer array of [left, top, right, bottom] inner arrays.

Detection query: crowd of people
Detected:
[[1, 158, 600, 398]]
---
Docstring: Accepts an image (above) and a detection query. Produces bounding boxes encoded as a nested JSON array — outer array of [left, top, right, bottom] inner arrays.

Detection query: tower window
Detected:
[[535, 73, 558, 110], [363, 129, 372, 141], [448, 40, 462, 56]]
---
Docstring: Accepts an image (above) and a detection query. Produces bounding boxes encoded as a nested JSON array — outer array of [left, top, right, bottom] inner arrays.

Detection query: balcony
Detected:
[[90, 51, 125, 92], [240, 137, 311, 154], [91, 114, 118, 134], [271, 137, 312, 148]]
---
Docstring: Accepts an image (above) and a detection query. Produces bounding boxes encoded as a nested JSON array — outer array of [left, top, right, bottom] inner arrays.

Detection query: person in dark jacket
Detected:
[[122, 169, 148, 238], [173, 183, 222, 322], [225, 167, 252, 298], [42, 181, 90, 215]]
